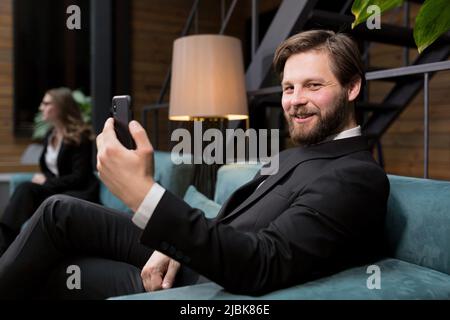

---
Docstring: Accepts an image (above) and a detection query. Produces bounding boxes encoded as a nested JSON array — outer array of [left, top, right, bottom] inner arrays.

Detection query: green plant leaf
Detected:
[[72, 89, 87, 105], [351, 0, 404, 28], [32, 111, 50, 140], [72, 89, 92, 124], [414, 0, 450, 53]]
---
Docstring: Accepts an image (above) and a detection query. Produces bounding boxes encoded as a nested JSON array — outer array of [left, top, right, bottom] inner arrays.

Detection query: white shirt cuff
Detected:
[[132, 182, 166, 230]]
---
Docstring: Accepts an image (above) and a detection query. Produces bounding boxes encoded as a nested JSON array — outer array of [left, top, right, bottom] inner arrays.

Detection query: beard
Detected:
[[285, 90, 352, 146]]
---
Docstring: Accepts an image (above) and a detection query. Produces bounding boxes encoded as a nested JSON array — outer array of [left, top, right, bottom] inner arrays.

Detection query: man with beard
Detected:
[[0, 30, 389, 299]]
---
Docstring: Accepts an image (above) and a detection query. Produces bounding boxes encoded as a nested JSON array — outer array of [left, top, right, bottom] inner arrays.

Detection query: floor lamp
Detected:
[[169, 34, 248, 198]]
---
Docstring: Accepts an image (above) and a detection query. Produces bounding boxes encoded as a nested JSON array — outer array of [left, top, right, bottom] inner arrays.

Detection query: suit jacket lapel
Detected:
[[218, 136, 369, 222], [56, 140, 67, 174]]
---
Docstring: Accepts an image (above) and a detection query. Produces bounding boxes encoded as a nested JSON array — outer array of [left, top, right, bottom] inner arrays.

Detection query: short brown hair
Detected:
[[273, 30, 365, 88]]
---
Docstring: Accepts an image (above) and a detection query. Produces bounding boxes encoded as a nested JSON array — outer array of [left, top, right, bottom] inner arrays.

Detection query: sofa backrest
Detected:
[[214, 163, 263, 205], [154, 151, 195, 198], [100, 151, 195, 212], [385, 175, 450, 275]]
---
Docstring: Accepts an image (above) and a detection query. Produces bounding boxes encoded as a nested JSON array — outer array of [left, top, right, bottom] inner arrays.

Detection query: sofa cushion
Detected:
[[183, 185, 221, 218], [99, 185, 132, 213], [110, 258, 450, 300], [214, 163, 262, 205], [154, 151, 195, 198], [385, 175, 450, 275]]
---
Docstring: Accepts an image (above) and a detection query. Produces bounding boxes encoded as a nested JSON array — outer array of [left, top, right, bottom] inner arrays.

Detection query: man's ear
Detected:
[[347, 77, 362, 102]]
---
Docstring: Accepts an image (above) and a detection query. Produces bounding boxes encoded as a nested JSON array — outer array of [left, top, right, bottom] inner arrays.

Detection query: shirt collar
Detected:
[[324, 125, 362, 142]]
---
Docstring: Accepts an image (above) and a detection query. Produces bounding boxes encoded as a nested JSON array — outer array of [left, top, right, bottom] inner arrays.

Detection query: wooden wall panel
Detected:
[[0, 0, 13, 143], [1, 2, 15, 167], [0, 0, 36, 173]]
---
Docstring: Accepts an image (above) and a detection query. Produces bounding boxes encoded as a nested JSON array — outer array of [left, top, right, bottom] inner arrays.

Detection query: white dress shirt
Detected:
[[132, 125, 362, 230], [45, 133, 62, 176]]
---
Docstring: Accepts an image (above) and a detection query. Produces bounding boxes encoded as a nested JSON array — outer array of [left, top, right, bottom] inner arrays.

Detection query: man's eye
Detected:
[[283, 86, 293, 92], [307, 83, 322, 90]]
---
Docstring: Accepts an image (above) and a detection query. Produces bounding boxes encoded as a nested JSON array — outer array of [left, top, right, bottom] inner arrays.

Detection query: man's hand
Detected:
[[31, 173, 46, 185], [141, 251, 181, 291], [96, 118, 154, 212]]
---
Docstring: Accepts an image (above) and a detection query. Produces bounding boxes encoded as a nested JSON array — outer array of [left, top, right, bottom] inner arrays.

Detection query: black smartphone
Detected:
[[111, 95, 136, 150]]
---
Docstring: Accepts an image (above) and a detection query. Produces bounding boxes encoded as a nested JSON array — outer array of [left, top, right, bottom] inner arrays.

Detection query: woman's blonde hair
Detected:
[[46, 87, 93, 145]]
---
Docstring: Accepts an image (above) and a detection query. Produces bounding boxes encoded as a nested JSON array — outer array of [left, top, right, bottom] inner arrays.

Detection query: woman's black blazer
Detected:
[[39, 129, 99, 202]]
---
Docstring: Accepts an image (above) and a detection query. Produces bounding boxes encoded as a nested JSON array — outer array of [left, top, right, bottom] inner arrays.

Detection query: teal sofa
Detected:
[[7, 157, 450, 299], [112, 165, 450, 300]]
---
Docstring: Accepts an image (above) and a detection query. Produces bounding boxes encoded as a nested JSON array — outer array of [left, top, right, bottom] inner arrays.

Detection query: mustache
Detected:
[[288, 107, 319, 117]]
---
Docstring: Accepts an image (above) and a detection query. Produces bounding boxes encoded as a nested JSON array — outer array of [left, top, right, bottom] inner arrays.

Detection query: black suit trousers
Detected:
[[0, 181, 98, 255], [0, 182, 54, 255], [0, 194, 202, 299]]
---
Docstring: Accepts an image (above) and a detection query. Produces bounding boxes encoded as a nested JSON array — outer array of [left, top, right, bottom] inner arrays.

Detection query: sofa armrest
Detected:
[[9, 172, 35, 195]]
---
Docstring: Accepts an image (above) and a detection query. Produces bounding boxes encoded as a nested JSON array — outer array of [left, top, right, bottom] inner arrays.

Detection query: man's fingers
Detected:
[[142, 268, 164, 292], [162, 259, 180, 289], [129, 120, 153, 153], [97, 118, 126, 160], [101, 117, 114, 139], [102, 117, 120, 144], [104, 117, 114, 129], [148, 271, 164, 291], [96, 132, 103, 152]]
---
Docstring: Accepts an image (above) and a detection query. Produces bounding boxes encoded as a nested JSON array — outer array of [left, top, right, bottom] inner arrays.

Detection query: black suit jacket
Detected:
[[39, 130, 99, 202], [140, 136, 390, 295]]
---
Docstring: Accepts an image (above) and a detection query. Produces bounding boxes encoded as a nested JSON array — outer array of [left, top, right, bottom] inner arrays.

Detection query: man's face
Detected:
[[281, 50, 353, 146]]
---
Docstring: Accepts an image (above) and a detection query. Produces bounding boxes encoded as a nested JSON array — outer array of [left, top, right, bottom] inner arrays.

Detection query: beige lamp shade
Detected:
[[169, 34, 248, 121]]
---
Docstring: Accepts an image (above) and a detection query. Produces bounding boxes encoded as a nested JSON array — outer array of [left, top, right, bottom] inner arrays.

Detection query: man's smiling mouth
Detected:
[[291, 113, 317, 123]]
